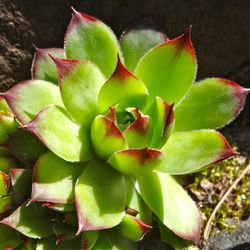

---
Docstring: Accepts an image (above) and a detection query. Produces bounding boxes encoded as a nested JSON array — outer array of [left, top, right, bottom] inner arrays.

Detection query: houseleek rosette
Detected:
[[0, 8, 249, 249]]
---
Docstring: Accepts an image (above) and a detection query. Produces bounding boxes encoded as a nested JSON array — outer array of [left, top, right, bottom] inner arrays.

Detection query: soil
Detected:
[[0, 0, 250, 249]]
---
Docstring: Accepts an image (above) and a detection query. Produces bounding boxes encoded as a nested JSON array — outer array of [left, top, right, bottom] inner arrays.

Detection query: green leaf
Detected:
[[0, 147, 18, 173], [123, 108, 153, 148], [23, 105, 92, 162], [32, 47, 66, 84], [0, 224, 22, 249], [52, 57, 105, 125], [31, 152, 84, 204], [98, 57, 148, 112], [91, 115, 127, 159], [159, 130, 237, 174], [65, 8, 121, 79], [82, 231, 99, 250], [135, 28, 197, 108], [108, 148, 164, 175], [75, 160, 128, 233], [36, 236, 82, 250], [0, 203, 54, 239], [120, 28, 167, 71], [174, 78, 250, 131], [42, 202, 76, 212], [0, 196, 12, 214], [137, 172, 201, 242], [5, 129, 48, 162], [0, 170, 9, 196], [147, 96, 175, 148], [118, 214, 151, 241], [3, 80, 64, 124]]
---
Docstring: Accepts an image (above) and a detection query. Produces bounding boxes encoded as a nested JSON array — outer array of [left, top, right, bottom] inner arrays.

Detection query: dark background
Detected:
[[0, 0, 250, 152]]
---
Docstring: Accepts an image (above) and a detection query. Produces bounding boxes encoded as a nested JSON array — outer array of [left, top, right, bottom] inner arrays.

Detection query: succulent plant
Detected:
[[0, 7, 249, 249]]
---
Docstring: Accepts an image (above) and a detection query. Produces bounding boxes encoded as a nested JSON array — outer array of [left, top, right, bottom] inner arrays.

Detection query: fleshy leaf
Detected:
[[136, 172, 201, 242], [52, 222, 77, 244], [0, 170, 9, 196], [108, 148, 164, 175], [82, 231, 99, 250], [4, 129, 48, 162], [65, 8, 121, 78], [2, 80, 63, 125], [118, 214, 151, 241], [52, 57, 105, 125], [159, 130, 237, 174], [120, 28, 167, 71], [91, 115, 127, 159], [123, 108, 153, 148], [32, 48, 66, 84], [22, 105, 92, 162], [135, 27, 197, 108], [98, 57, 148, 112], [0, 147, 17, 173], [147, 97, 175, 148], [0, 115, 18, 144], [75, 160, 128, 233], [0, 224, 22, 250], [174, 78, 250, 131], [0, 203, 54, 239], [42, 202, 75, 212], [0, 196, 12, 214], [31, 152, 84, 204], [36, 236, 82, 250]]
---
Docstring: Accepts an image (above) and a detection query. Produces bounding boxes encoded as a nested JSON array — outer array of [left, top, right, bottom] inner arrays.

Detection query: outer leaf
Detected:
[[135, 27, 197, 107], [174, 78, 250, 131], [147, 96, 175, 148], [120, 28, 167, 71], [23, 105, 92, 162], [31, 152, 84, 204], [0, 224, 22, 249], [0, 203, 54, 239], [98, 57, 148, 112], [159, 130, 237, 175], [4, 129, 48, 162], [2, 80, 63, 124], [75, 160, 128, 233], [118, 214, 151, 241], [136, 172, 201, 242], [91, 115, 127, 159], [65, 8, 121, 78], [32, 48, 66, 83], [108, 148, 164, 175], [52, 57, 105, 125]]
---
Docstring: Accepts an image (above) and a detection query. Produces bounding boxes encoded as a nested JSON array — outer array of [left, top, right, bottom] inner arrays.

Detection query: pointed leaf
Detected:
[[52, 57, 105, 125], [0, 203, 54, 239], [75, 160, 128, 233], [32, 48, 66, 83], [3, 80, 63, 125], [91, 115, 127, 159], [135, 28, 197, 107], [23, 105, 92, 162], [98, 57, 148, 112], [159, 130, 237, 174], [137, 172, 201, 242], [148, 97, 175, 148], [65, 8, 121, 78], [0, 224, 22, 250], [174, 78, 250, 131], [118, 214, 151, 241], [108, 148, 164, 175], [123, 108, 153, 148], [120, 28, 167, 71], [31, 152, 84, 204], [5, 129, 48, 162]]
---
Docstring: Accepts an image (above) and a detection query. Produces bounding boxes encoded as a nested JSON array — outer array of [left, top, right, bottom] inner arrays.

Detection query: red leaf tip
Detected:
[[71, 7, 98, 23], [113, 55, 136, 80]]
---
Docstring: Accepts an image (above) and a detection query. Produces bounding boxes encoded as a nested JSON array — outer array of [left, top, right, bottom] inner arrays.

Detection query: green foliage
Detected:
[[0, 8, 248, 249]]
